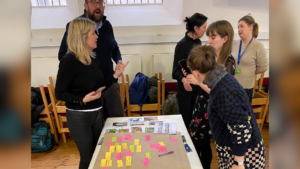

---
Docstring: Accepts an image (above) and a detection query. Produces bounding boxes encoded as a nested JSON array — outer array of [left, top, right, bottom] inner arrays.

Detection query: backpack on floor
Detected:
[[31, 121, 57, 153], [129, 72, 149, 116]]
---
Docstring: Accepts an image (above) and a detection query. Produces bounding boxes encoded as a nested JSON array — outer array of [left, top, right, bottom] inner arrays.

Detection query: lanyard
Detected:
[[238, 37, 253, 65]]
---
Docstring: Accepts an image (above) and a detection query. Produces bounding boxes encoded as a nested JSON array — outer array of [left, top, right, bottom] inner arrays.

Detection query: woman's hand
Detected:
[[113, 61, 129, 78], [186, 74, 198, 85], [83, 91, 102, 103], [182, 78, 192, 92], [182, 68, 187, 76]]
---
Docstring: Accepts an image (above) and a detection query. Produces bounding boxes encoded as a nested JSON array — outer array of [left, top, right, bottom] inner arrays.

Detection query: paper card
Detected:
[[126, 150, 131, 156], [118, 137, 123, 143], [146, 152, 151, 159], [162, 123, 169, 134], [134, 139, 139, 145], [136, 145, 142, 152], [169, 123, 176, 134], [154, 123, 159, 133], [117, 160, 123, 167], [109, 146, 115, 153], [145, 135, 151, 142], [158, 146, 167, 152], [159, 142, 165, 146], [108, 141, 113, 147], [170, 138, 178, 142], [116, 145, 122, 153], [122, 143, 128, 149], [100, 159, 106, 167], [143, 157, 149, 167], [105, 152, 111, 160], [112, 137, 117, 142], [126, 156, 132, 166], [107, 160, 112, 167], [129, 145, 135, 152], [116, 152, 122, 160]]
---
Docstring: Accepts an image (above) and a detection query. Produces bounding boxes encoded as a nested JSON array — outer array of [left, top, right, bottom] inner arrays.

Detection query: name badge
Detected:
[[235, 69, 241, 74]]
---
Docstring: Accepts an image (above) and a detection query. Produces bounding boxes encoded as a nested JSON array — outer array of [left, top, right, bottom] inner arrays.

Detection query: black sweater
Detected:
[[55, 53, 117, 110], [172, 32, 201, 92], [58, 11, 122, 81]]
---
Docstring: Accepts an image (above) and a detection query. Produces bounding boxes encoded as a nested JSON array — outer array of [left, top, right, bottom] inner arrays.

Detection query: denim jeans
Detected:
[[66, 109, 103, 169]]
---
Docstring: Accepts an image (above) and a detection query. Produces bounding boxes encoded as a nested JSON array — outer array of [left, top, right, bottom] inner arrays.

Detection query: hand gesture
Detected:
[[83, 91, 102, 103], [186, 74, 198, 85], [114, 61, 129, 78]]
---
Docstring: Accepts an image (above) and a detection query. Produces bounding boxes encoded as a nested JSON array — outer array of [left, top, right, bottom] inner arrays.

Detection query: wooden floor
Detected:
[[31, 126, 269, 169]]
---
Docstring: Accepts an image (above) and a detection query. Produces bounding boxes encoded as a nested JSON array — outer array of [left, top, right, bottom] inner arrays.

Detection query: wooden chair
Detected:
[[38, 85, 58, 143], [48, 77, 69, 143], [125, 73, 165, 117], [252, 72, 269, 131]]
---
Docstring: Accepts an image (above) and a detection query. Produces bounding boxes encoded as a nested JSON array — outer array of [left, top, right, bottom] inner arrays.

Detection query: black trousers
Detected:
[[192, 137, 212, 169], [66, 109, 103, 169], [177, 85, 199, 129], [102, 83, 124, 120]]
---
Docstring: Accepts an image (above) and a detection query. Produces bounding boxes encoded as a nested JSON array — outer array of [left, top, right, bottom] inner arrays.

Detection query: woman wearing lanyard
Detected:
[[232, 14, 268, 103], [172, 13, 208, 128]]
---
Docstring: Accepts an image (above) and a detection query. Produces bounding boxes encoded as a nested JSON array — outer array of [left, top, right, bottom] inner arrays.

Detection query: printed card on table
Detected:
[[162, 123, 169, 134], [169, 123, 177, 134]]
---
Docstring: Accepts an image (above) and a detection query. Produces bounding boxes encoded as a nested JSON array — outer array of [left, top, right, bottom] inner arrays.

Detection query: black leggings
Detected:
[[192, 137, 212, 169], [66, 109, 103, 169]]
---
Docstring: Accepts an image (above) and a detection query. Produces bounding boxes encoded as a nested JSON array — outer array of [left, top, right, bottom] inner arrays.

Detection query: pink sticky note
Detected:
[[126, 150, 131, 156], [158, 146, 167, 152], [125, 134, 129, 139], [145, 135, 151, 142], [102, 168, 108, 169], [143, 157, 149, 167], [116, 152, 122, 160], [154, 143, 160, 149], [127, 135, 132, 141], [118, 137, 123, 143], [170, 138, 178, 142], [108, 141, 113, 147], [150, 143, 155, 148]]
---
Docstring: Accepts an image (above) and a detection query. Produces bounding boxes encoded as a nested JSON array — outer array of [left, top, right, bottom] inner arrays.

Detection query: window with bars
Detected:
[[31, 0, 67, 6], [106, 0, 162, 5]]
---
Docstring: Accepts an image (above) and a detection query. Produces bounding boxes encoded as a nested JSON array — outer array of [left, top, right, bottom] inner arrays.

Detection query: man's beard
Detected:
[[87, 8, 103, 23]]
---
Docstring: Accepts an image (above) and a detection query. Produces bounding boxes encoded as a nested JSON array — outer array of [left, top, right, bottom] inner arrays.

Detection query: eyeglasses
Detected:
[[88, 0, 105, 7]]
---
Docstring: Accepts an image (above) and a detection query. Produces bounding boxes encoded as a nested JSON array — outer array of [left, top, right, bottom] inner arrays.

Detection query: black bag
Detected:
[[31, 121, 57, 153]]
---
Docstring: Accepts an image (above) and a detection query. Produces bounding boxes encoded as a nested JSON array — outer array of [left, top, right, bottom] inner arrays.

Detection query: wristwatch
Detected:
[[233, 159, 244, 166]]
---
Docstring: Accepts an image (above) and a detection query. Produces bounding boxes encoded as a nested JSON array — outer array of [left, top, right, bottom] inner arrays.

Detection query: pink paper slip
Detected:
[[145, 135, 151, 142], [126, 150, 131, 156], [125, 134, 129, 140], [118, 137, 123, 143], [143, 157, 149, 167], [108, 141, 113, 147], [158, 146, 167, 152], [116, 152, 122, 160], [170, 138, 178, 142]]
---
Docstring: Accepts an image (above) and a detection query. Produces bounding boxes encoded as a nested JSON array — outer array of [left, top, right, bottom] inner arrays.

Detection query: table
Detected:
[[89, 115, 203, 169]]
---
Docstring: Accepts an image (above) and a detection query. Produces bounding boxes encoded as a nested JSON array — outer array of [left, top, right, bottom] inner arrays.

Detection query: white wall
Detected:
[[31, 0, 269, 87], [31, 0, 79, 29]]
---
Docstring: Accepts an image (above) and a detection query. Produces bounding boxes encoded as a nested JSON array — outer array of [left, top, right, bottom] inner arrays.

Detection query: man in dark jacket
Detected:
[[58, 0, 124, 119]]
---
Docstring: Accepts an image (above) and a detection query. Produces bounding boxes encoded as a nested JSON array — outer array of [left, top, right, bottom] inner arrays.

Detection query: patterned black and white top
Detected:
[[203, 66, 265, 169], [190, 55, 236, 140]]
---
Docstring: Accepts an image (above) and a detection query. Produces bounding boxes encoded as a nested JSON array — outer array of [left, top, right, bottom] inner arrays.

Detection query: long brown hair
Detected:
[[239, 15, 259, 38], [187, 45, 220, 74], [206, 20, 234, 65]]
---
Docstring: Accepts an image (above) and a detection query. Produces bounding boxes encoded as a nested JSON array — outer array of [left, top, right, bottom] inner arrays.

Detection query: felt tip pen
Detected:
[[158, 151, 174, 157]]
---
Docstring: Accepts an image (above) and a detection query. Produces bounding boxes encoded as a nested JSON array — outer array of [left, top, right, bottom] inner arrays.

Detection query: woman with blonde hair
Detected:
[[232, 14, 268, 103], [55, 17, 128, 169], [188, 45, 265, 169]]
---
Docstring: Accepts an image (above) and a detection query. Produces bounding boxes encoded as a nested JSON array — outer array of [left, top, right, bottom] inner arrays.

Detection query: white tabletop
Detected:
[[89, 114, 203, 169]]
